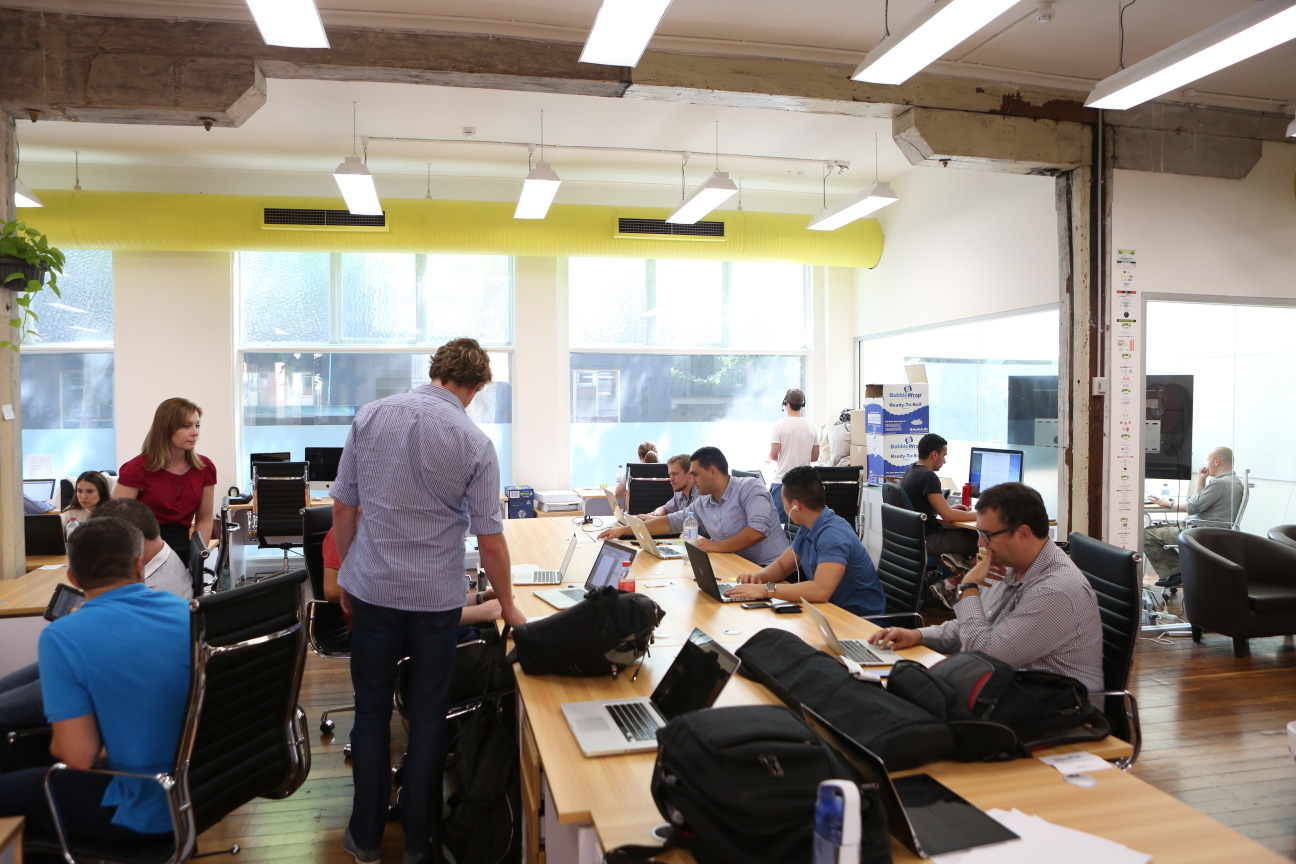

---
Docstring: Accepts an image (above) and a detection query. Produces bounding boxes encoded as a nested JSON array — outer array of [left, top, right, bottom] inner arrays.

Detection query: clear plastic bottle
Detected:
[[682, 510, 700, 542], [65, 516, 79, 538]]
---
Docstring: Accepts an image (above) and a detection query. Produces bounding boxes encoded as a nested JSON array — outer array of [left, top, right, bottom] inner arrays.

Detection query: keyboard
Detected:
[[717, 582, 736, 594], [840, 640, 887, 664], [655, 545, 686, 559], [559, 587, 587, 602], [531, 569, 562, 584], [607, 702, 662, 741]]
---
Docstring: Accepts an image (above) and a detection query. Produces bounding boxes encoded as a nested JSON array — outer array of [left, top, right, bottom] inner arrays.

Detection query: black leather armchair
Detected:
[[1267, 524, 1296, 551], [1178, 528, 1296, 658]]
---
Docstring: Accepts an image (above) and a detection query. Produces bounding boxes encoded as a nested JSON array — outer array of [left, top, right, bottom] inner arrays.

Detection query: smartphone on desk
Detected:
[[741, 601, 772, 610]]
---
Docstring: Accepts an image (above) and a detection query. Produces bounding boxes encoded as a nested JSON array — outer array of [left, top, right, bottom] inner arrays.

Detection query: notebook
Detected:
[[801, 600, 903, 667], [511, 533, 577, 585], [802, 706, 1019, 858], [561, 628, 740, 757], [624, 512, 686, 560], [684, 541, 741, 602], [534, 539, 638, 610]]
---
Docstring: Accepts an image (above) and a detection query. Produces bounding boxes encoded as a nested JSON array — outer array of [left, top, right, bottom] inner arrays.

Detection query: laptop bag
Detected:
[[510, 587, 664, 677]]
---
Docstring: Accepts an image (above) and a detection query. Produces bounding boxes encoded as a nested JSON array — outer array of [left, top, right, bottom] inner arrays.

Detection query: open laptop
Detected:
[[624, 512, 686, 560], [534, 539, 638, 610], [801, 600, 903, 667], [561, 628, 740, 757], [511, 533, 577, 585], [24, 513, 67, 556], [684, 541, 741, 602], [802, 706, 1019, 858], [603, 487, 629, 526], [23, 478, 56, 502]]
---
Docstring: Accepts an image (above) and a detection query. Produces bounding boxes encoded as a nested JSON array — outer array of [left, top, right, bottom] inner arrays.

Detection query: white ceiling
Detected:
[[11, 0, 1296, 213]]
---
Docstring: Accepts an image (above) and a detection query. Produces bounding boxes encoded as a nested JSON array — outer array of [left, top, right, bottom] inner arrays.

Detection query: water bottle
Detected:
[[617, 560, 636, 592], [65, 517, 79, 538], [682, 511, 699, 543]]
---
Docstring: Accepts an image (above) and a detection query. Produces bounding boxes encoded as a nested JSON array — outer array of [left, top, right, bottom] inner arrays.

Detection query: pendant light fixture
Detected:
[[852, 0, 1020, 85], [515, 111, 562, 220], [807, 135, 897, 231], [667, 122, 737, 225], [332, 103, 382, 216]]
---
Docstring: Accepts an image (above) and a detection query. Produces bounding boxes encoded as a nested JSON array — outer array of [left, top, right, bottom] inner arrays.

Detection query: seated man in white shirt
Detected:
[[93, 497, 193, 600]]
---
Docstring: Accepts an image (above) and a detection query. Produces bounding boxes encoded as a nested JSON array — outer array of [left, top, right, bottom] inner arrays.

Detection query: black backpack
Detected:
[[606, 705, 891, 864], [509, 587, 664, 677], [887, 651, 1111, 761]]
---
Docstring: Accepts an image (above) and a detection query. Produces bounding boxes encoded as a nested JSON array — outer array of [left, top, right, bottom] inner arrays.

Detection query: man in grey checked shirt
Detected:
[[332, 338, 525, 864], [869, 482, 1103, 694]]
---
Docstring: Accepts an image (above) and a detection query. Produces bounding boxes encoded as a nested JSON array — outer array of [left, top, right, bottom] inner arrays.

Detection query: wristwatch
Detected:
[[765, 582, 778, 598], [956, 582, 981, 599]]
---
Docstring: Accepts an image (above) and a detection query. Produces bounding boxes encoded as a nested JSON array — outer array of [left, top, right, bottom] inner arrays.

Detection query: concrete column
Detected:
[[1, 114, 21, 579], [512, 256, 569, 491]]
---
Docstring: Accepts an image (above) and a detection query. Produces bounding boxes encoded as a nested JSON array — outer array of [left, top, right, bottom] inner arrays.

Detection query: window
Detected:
[[568, 258, 810, 487], [20, 250, 116, 480], [237, 253, 514, 488]]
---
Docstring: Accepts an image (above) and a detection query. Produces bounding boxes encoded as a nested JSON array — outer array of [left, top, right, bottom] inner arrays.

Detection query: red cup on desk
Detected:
[[617, 560, 635, 592]]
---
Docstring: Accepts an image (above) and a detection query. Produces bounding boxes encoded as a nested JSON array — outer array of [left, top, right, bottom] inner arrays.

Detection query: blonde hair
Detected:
[[141, 397, 206, 472]]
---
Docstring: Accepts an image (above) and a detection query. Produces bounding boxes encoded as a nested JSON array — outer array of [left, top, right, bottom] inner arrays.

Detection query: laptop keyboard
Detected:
[[717, 582, 736, 594], [656, 546, 685, 559], [531, 569, 562, 584], [841, 640, 887, 664], [559, 587, 587, 602], [606, 702, 662, 741]]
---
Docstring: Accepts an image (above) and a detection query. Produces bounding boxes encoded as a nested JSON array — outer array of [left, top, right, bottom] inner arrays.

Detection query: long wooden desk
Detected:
[[0, 816, 21, 864], [501, 518, 1284, 864], [0, 566, 70, 618]]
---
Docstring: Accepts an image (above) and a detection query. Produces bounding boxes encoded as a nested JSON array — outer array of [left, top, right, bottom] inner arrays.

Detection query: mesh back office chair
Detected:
[[875, 503, 928, 628], [625, 462, 673, 515], [247, 461, 310, 582], [26, 571, 311, 864], [813, 466, 863, 528], [1068, 531, 1142, 768], [301, 504, 355, 738]]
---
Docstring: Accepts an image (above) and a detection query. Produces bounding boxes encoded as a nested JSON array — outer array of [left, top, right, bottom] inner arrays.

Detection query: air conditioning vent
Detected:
[[615, 218, 725, 240], [262, 208, 388, 231]]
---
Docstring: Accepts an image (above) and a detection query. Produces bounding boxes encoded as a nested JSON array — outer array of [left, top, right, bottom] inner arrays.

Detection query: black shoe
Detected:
[[1154, 572, 1182, 588]]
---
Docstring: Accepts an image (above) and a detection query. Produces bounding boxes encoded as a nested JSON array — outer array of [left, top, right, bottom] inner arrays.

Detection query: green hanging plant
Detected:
[[1, 219, 66, 351]]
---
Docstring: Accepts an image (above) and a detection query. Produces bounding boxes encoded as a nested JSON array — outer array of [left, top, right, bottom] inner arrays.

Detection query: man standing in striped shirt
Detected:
[[869, 482, 1103, 694], [332, 338, 526, 864]]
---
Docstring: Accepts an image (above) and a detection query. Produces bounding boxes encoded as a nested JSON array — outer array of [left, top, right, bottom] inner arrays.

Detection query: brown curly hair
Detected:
[[428, 338, 494, 389]]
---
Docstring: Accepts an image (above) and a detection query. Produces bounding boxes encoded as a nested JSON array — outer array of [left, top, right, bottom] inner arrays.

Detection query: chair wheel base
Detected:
[[343, 744, 352, 759], [321, 719, 335, 735]]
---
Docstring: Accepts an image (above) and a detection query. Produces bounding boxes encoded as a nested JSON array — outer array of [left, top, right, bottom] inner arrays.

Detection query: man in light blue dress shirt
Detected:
[[600, 446, 788, 567], [332, 338, 525, 864]]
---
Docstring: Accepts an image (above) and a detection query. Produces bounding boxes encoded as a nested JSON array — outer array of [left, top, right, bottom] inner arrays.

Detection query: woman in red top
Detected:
[[116, 397, 218, 565]]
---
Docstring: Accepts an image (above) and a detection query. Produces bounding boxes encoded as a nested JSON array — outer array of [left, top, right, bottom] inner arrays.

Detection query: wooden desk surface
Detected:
[[0, 566, 70, 618], [24, 554, 66, 573], [0, 816, 21, 863]]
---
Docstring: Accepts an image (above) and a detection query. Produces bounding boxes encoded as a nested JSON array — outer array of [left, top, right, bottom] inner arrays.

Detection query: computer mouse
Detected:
[[1064, 773, 1098, 788]]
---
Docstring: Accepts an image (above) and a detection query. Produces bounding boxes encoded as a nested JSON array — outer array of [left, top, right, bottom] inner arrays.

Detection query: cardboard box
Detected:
[[505, 485, 534, 519], [849, 444, 867, 466], [861, 380, 930, 484]]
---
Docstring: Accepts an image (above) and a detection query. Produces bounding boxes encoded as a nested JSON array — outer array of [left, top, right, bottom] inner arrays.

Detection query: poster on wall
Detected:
[[1107, 250, 1141, 552]]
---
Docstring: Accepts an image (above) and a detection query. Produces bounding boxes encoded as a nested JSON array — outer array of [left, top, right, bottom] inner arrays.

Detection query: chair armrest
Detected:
[[1246, 538, 1296, 590], [864, 612, 923, 630], [43, 762, 192, 862], [1090, 688, 1141, 769]]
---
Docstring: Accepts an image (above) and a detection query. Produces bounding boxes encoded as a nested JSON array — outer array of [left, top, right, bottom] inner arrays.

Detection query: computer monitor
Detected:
[[250, 452, 290, 487], [304, 446, 343, 494], [968, 447, 1024, 496]]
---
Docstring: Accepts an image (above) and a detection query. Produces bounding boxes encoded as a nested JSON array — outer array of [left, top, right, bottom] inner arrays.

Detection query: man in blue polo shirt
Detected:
[[0, 517, 191, 844], [725, 465, 884, 616]]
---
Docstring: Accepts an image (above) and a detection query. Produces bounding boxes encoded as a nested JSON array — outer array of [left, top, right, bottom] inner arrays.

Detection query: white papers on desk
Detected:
[[931, 809, 1150, 864]]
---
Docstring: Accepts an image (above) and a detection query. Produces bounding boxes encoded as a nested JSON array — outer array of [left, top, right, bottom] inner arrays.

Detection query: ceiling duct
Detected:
[[262, 207, 388, 231], [615, 217, 725, 241]]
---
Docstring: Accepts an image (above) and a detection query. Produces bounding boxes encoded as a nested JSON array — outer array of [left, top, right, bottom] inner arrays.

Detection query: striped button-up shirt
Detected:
[[918, 540, 1103, 694], [333, 384, 502, 613], [661, 485, 699, 516], [667, 475, 789, 567]]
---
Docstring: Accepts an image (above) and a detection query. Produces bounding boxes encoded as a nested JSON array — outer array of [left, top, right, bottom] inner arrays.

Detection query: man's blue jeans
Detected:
[[347, 596, 460, 858]]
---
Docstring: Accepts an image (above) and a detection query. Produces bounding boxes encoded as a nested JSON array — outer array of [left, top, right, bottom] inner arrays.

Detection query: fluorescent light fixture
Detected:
[[806, 181, 899, 231], [580, 0, 672, 67], [332, 155, 382, 216], [14, 180, 43, 208], [1087, 0, 1296, 110], [666, 171, 738, 225], [852, 0, 1020, 85], [245, 0, 329, 49], [514, 161, 562, 219]]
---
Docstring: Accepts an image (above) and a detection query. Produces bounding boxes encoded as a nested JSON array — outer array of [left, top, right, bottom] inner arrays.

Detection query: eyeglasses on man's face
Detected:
[[976, 526, 1014, 542]]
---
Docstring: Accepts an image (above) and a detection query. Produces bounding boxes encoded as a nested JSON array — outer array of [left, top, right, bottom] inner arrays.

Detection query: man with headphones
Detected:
[[723, 465, 883, 617]]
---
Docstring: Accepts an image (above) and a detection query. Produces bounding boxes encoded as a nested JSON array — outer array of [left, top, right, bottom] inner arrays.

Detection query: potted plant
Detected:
[[1, 219, 66, 350]]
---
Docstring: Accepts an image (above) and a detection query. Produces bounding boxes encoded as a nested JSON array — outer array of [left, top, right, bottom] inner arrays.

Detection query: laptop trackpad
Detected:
[[575, 716, 610, 734]]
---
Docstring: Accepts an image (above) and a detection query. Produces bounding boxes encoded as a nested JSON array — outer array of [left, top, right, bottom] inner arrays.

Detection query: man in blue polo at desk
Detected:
[[0, 517, 191, 845], [599, 446, 788, 566], [723, 466, 883, 615]]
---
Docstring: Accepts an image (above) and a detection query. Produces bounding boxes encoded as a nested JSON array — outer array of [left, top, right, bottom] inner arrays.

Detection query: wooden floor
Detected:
[[197, 591, 1296, 863]]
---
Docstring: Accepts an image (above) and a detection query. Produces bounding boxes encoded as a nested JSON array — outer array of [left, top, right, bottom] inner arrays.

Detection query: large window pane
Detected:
[[729, 262, 808, 350], [653, 260, 723, 346], [26, 250, 114, 346], [568, 258, 648, 345], [20, 352, 117, 479], [240, 351, 512, 490], [422, 254, 512, 345], [241, 252, 330, 343]]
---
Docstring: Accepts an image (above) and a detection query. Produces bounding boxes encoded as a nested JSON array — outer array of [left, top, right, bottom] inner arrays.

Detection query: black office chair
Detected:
[[1068, 531, 1142, 769], [246, 461, 310, 582], [26, 570, 311, 864], [302, 505, 354, 738], [872, 503, 928, 628], [625, 462, 673, 515], [731, 469, 766, 484], [1178, 528, 1296, 658], [880, 481, 913, 510], [814, 466, 863, 527], [187, 533, 211, 598]]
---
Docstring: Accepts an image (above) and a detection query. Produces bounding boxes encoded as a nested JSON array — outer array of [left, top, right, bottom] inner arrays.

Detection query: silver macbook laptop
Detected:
[[802, 706, 1019, 858], [511, 533, 577, 585], [603, 487, 629, 526], [534, 539, 637, 610], [801, 600, 903, 667], [624, 512, 686, 560], [561, 628, 740, 757], [684, 541, 741, 602]]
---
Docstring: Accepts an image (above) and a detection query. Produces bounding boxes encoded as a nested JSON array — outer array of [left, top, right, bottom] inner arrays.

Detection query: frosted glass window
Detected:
[[24, 250, 113, 346], [421, 255, 512, 344], [340, 253, 418, 342], [242, 252, 330, 343], [729, 262, 808, 350], [20, 352, 117, 479], [653, 260, 723, 347], [568, 258, 648, 346]]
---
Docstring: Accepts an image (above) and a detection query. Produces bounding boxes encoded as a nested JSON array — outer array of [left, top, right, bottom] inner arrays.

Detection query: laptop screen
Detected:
[[652, 629, 741, 722], [585, 540, 636, 590], [23, 478, 55, 500]]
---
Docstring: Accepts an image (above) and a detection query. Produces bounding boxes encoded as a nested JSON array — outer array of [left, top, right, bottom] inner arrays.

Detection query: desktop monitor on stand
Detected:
[[305, 446, 343, 495], [968, 447, 1024, 497]]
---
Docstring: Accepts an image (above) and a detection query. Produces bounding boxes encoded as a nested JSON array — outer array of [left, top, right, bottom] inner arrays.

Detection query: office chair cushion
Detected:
[[1247, 584, 1296, 614]]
